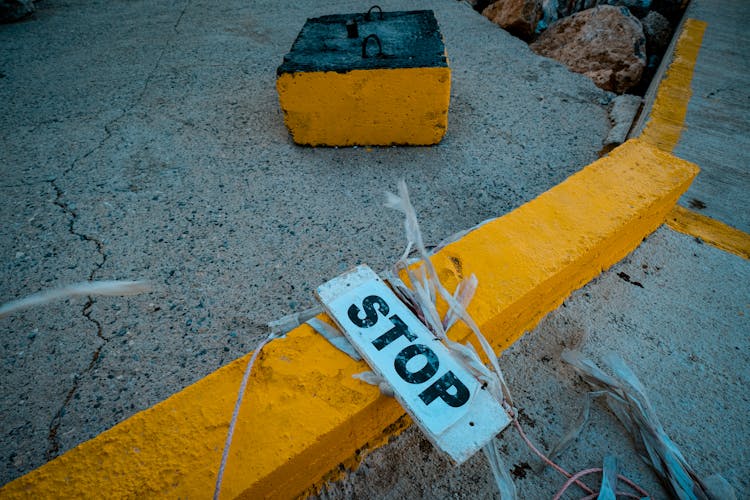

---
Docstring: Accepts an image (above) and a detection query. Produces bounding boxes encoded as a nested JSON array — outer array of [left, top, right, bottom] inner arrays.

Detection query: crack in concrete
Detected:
[[45, 176, 108, 460], [174, 0, 191, 32], [42, 1, 190, 461]]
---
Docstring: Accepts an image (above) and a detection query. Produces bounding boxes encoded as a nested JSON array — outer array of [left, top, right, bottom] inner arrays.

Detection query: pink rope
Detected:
[[511, 418, 594, 495], [511, 417, 650, 499], [552, 468, 601, 500], [552, 468, 647, 500]]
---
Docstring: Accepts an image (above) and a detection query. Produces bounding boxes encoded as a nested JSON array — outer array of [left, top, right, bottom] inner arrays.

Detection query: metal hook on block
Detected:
[[361, 34, 383, 58], [346, 19, 359, 38], [364, 5, 383, 21]]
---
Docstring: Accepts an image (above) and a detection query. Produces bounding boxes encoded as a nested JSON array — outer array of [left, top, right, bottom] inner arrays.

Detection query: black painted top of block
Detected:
[[277, 10, 448, 75]]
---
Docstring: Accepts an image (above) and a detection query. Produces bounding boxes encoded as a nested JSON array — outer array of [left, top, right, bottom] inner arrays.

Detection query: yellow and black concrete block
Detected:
[[276, 9, 451, 146]]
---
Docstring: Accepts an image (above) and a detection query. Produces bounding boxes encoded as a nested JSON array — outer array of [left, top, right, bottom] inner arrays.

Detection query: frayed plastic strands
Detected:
[[385, 181, 514, 407], [0, 280, 152, 319], [537, 390, 607, 472], [352, 371, 394, 397], [443, 274, 478, 333], [483, 439, 518, 500], [267, 305, 323, 335], [599, 455, 619, 500], [562, 350, 732, 500], [306, 317, 362, 361]]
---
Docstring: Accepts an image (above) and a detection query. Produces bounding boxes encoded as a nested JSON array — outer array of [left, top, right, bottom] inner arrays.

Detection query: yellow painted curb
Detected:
[[667, 205, 750, 260], [1, 139, 698, 499], [640, 18, 707, 152]]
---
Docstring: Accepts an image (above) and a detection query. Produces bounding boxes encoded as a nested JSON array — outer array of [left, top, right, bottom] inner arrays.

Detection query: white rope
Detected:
[[213, 331, 279, 500]]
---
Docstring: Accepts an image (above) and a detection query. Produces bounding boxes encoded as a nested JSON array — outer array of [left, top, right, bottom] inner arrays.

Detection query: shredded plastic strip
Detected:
[[600, 455, 618, 500], [483, 439, 518, 499], [267, 305, 323, 336], [352, 371, 394, 397], [306, 317, 362, 361], [562, 350, 728, 500], [385, 180, 513, 406], [0, 280, 152, 319]]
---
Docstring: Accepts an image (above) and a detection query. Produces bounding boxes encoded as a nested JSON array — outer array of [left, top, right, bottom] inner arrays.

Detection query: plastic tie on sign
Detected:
[[308, 181, 514, 465], [316, 264, 510, 464], [306, 317, 362, 361]]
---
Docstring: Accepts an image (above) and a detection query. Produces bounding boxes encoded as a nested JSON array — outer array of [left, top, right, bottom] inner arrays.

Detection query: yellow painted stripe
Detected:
[[640, 19, 707, 152], [667, 205, 750, 259], [1, 139, 699, 499], [636, 18, 748, 261]]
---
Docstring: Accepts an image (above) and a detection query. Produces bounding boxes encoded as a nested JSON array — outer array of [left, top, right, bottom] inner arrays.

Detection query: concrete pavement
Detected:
[[1, 0, 611, 487], [671, 0, 750, 234], [1, 0, 748, 498]]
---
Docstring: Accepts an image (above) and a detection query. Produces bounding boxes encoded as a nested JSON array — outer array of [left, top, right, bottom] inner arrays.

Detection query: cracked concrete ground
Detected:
[[1, 0, 612, 485], [2, 0, 748, 497]]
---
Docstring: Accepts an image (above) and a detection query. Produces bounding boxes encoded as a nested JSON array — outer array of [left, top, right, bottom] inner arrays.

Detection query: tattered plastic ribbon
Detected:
[[383, 181, 514, 407], [351, 370, 394, 397], [0, 280, 152, 319], [560, 350, 734, 500], [267, 305, 323, 336], [306, 317, 362, 361], [382, 181, 518, 497], [599, 455, 618, 500]]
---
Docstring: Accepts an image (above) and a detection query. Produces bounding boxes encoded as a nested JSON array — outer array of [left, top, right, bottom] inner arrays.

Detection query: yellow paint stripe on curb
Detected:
[[1, 139, 698, 499], [640, 19, 707, 152], [667, 205, 750, 260]]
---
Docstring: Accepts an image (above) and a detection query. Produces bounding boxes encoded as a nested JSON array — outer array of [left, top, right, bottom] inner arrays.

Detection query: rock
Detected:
[[641, 10, 671, 55], [0, 0, 35, 23], [650, 0, 684, 24], [602, 0, 651, 18], [556, 0, 651, 19], [530, 5, 646, 93], [538, 0, 561, 30], [604, 94, 642, 147], [466, 0, 496, 13], [482, 0, 543, 41]]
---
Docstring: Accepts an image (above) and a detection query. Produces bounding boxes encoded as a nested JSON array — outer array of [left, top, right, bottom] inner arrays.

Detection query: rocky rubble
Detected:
[[530, 6, 646, 93], [482, 0, 543, 41], [0, 0, 35, 23], [478, 0, 686, 94], [641, 10, 671, 55]]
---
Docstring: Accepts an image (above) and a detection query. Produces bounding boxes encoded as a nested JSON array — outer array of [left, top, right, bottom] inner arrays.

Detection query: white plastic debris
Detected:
[[0, 280, 152, 319]]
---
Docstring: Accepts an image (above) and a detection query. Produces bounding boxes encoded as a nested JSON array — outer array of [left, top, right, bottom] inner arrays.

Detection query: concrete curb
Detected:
[[0, 139, 698, 498], [634, 16, 750, 259]]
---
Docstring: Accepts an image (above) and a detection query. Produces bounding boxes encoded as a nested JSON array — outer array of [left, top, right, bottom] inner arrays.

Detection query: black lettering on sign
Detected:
[[347, 295, 389, 328], [372, 314, 417, 351], [419, 371, 470, 408], [394, 344, 439, 384]]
